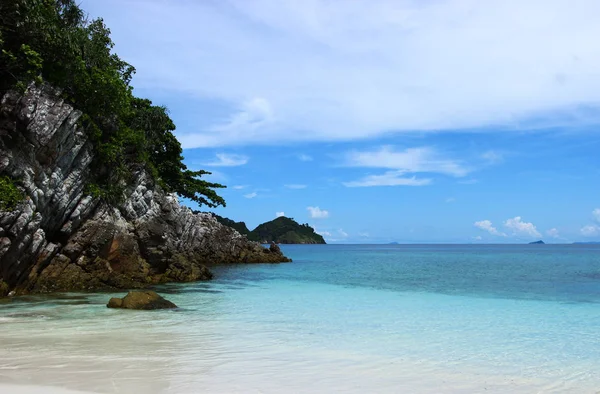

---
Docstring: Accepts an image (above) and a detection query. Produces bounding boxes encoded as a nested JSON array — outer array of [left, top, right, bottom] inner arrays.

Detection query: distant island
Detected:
[[529, 240, 545, 244], [213, 215, 326, 244]]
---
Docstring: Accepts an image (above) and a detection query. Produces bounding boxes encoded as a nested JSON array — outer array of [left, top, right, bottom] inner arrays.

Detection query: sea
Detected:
[[1, 244, 600, 393]]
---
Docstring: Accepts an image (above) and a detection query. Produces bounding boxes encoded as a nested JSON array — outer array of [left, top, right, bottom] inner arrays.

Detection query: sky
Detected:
[[82, 0, 600, 243]]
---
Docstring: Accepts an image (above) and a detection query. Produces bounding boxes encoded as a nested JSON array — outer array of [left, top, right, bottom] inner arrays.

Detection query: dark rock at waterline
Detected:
[[269, 242, 282, 254], [0, 280, 8, 297], [529, 240, 545, 245], [107, 291, 177, 310]]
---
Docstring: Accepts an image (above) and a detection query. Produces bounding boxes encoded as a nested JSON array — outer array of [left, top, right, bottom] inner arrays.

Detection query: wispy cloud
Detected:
[[474, 220, 507, 237], [88, 0, 600, 147], [344, 171, 431, 187], [298, 154, 313, 162], [580, 225, 599, 237], [244, 192, 257, 199], [285, 184, 307, 189], [276, 211, 285, 217], [232, 185, 247, 190], [546, 228, 560, 238], [481, 150, 504, 165], [205, 153, 249, 167], [342, 146, 466, 187], [343, 146, 469, 176], [580, 209, 600, 237], [307, 206, 329, 219]]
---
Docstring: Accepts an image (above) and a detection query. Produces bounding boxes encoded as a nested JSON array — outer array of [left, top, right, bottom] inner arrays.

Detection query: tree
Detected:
[[0, 0, 225, 208]]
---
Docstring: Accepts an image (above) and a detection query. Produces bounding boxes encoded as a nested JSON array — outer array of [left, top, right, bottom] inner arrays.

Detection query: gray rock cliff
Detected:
[[0, 85, 290, 296]]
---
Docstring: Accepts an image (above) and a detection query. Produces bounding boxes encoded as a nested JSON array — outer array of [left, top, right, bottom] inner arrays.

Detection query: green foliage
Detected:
[[211, 214, 251, 236], [0, 0, 225, 208], [0, 176, 24, 211], [216, 216, 326, 244]]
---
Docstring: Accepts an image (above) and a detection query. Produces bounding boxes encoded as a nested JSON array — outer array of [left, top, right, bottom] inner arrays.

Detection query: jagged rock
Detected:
[[0, 84, 290, 295], [107, 290, 177, 310], [269, 242, 282, 254]]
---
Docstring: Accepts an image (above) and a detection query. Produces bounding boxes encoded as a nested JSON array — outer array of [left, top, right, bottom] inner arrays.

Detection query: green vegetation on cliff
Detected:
[[0, 0, 225, 207], [213, 215, 326, 244], [0, 176, 23, 211]]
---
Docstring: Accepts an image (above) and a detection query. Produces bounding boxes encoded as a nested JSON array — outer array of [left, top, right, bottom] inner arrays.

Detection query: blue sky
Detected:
[[83, 0, 600, 243]]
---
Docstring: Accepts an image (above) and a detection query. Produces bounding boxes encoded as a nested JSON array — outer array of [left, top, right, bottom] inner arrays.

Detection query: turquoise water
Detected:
[[1, 244, 600, 393]]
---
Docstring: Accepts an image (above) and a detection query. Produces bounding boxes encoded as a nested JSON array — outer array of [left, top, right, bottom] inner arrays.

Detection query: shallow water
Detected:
[[1, 244, 600, 393]]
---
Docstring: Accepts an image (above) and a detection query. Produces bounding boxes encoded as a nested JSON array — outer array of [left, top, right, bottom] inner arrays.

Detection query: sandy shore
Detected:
[[0, 384, 95, 394]]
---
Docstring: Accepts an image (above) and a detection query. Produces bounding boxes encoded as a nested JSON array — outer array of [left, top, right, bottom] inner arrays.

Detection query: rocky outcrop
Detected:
[[107, 291, 177, 310], [0, 84, 290, 295]]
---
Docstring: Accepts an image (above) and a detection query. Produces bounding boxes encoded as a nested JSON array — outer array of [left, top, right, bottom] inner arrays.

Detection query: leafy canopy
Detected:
[[0, 0, 225, 208]]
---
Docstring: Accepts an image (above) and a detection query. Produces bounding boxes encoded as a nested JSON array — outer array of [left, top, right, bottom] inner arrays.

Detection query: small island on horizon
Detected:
[[213, 215, 326, 244], [529, 240, 545, 244]]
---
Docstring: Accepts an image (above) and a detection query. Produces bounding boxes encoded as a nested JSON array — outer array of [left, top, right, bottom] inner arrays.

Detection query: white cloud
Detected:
[[504, 216, 542, 238], [481, 150, 504, 165], [593, 208, 600, 224], [285, 184, 307, 189], [578, 209, 600, 237], [232, 185, 247, 190], [359, 232, 370, 237], [344, 171, 431, 187], [311, 225, 332, 237], [343, 146, 469, 177], [298, 154, 313, 161], [474, 220, 506, 237], [86, 0, 600, 147], [338, 229, 348, 238], [205, 153, 249, 167], [244, 192, 257, 199], [580, 225, 599, 237], [546, 228, 560, 238], [458, 179, 478, 185], [276, 211, 285, 217], [307, 206, 329, 219], [473, 236, 483, 241]]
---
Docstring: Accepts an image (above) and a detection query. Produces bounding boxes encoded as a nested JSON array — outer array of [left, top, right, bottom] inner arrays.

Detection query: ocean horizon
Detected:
[[1, 244, 600, 393]]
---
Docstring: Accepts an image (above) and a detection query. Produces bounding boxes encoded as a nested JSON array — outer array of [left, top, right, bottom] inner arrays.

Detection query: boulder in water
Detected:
[[107, 291, 177, 310]]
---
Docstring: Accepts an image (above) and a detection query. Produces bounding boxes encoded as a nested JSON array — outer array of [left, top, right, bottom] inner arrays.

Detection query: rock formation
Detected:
[[107, 291, 177, 310], [0, 85, 290, 297]]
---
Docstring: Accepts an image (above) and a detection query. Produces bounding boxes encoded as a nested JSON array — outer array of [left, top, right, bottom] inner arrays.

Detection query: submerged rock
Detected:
[[0, 84, 291, 295], [107, 291, 177, 310]]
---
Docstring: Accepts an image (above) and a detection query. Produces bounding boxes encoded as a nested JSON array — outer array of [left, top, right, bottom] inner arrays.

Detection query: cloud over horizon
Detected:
[[504, 216, 542, 238], [474, 220, 506, 237]]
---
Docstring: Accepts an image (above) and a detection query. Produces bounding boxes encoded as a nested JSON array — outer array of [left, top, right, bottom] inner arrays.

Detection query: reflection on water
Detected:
[[1, 245, 600, 393]]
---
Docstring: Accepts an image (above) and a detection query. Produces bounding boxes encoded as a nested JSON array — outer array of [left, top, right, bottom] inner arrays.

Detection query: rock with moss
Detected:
[[0, 85, 290, 295], [107, 291, 177, 310], [0, 280, 9, 297]]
